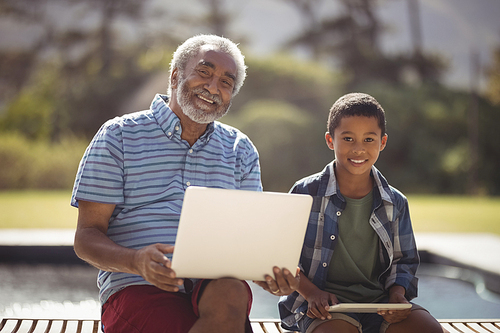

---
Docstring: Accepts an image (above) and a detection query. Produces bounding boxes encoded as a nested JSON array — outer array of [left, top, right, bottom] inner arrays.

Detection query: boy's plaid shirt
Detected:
[[278, 161, 420, 330]]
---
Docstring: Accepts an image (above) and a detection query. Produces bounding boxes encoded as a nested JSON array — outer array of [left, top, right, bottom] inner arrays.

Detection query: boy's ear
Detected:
[[380, 134, 388, 151], [325, 132, 335, 151]]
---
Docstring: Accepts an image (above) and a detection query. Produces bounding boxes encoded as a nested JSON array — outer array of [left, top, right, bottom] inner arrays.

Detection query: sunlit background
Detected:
[[1, 0, 500, 322]]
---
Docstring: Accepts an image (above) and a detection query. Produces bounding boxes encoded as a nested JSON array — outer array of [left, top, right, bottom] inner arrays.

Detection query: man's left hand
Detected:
[[253, 267, 300, 296]]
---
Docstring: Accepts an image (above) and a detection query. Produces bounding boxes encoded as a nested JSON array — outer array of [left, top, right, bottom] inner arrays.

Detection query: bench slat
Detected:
[[468, 322, 496, 333], [440, 323, 463, 333], [483, 322, 500, 333], [2, 318, 499, 333]]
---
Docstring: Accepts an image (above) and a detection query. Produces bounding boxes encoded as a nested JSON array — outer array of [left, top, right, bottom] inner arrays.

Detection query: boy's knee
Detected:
[[387, 309, 442, 333]]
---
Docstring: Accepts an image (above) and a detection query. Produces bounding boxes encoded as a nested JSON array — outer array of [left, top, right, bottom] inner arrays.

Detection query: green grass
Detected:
[[408, 195, 500, 235], [0, 190, 77, 229], [0, 191, 499, 235]]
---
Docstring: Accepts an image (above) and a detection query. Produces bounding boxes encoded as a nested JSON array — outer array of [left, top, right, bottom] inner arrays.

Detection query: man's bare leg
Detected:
[[189, 278, 249, 333]]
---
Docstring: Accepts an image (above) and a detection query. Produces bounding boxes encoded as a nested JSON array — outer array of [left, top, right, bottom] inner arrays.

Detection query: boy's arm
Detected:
[[384, 195, 420, 299], [296, 271, 339, 320], [378, 285, 411, 323]]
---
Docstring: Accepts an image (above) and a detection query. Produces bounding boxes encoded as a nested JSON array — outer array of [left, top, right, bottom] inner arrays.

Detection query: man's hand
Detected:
[[253, 267, 300, 296], [133, 243, 184, 292], [378, 285, 411, 323]]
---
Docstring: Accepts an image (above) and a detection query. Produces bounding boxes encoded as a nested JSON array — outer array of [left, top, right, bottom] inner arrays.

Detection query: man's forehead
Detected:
[[192, 47, 237, 76]]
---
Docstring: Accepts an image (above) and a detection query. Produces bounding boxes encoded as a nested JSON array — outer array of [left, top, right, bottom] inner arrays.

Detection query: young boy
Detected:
[[259, 93, 443, 333]]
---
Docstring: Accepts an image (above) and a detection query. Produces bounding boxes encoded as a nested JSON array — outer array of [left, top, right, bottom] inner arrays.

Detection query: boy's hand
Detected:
[[378, 285, 411, 323], [306, 290, 339, 320], [253, 267, 300, 296]]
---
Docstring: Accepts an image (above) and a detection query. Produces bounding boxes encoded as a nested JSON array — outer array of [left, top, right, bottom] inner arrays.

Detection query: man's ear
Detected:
[[170, 68, 179, 89], [325, 132, 334, 151], [380, 134, 388, 151]]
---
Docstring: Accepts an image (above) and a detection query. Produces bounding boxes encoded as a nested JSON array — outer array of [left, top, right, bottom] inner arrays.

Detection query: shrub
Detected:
[[0, 133, 88, 189]]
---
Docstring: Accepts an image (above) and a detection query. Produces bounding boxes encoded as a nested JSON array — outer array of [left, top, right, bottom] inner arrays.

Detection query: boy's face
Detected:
[[325, 115, 387, 178]]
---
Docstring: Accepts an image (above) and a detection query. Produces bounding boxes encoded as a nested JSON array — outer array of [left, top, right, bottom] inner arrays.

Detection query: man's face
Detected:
[[176, 47, 237, 124]]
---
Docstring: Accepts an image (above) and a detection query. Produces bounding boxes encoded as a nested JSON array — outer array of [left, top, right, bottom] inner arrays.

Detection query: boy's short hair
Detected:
[[327, 92, 386, 137]]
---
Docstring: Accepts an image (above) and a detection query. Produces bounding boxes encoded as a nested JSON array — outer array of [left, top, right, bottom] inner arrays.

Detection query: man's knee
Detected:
[[199, 279, 250, 314]]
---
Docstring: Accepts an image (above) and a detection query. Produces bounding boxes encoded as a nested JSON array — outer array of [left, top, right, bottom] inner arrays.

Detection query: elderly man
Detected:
[[71, 35, 296, 333]]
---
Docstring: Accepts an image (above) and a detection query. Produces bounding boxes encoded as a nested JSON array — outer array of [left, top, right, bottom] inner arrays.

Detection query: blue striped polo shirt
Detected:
[[71, 94, 262, 304]]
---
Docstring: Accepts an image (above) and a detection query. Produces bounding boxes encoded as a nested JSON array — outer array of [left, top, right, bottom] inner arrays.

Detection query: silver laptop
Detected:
[[171, 186, 312, 281]]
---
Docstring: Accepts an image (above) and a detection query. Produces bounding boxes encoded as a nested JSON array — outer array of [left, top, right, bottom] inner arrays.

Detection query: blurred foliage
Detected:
[[282, 0, 447, 88], [224, 99, 332, 192], [0, 0, 499, 195], [486, 45, 500, 105], [0, 133, 88, 189]]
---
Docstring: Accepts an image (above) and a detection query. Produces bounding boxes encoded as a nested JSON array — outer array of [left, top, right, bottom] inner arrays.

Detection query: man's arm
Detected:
[[74, 200, 183, 292]]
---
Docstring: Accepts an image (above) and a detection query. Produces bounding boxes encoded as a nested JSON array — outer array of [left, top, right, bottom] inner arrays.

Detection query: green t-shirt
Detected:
[[324, 190, 385, 303]]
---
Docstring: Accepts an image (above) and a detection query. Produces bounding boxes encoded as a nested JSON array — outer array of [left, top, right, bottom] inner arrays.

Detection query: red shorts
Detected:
[[101, 280, 253, 333]]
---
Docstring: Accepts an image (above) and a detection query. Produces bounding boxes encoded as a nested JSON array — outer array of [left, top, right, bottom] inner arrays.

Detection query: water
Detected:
[[1, 263, 500, 319]]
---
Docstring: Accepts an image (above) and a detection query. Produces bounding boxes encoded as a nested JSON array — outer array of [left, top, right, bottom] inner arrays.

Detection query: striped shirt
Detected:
[[278, 161, 419, 330], [71, 94, 262, 305]]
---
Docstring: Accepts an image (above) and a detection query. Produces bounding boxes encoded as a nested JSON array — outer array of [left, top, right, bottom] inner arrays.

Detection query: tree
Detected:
[[0, 0, 154, 139], [486, 44, 500, 105], [282, 0, 446, 87]]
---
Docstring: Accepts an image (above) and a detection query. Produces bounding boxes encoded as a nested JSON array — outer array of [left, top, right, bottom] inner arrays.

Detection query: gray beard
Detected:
[[177, 78, 231, 124]]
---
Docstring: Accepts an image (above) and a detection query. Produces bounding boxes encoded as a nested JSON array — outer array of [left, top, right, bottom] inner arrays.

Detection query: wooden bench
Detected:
[[1, 318, 499, 333]]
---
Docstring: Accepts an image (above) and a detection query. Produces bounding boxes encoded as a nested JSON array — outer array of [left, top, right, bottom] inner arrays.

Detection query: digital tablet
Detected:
[[328, 303, 412, 313]]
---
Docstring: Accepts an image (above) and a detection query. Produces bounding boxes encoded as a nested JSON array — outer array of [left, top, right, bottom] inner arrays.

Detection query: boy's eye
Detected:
[[343, 137, 353, 142], [365, 138, 374, 142]]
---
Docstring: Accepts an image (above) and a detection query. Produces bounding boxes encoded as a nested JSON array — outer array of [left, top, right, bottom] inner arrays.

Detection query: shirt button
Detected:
[[189, 149, 193, 153], [336, 211, 341, 216], [175, 126, 179, 131], [167, 132, 172, 136], [330, 235, 336, 241], [186, 181, 191, 186], [322, 262, 327, 267]]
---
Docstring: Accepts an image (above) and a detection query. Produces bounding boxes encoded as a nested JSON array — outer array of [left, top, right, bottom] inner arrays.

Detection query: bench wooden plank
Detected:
[[251, 321, 283, 333], [2, 318, 500, 333], [468, 322, 496, 333], [451, 322, 485, 333], [483, 322, 500, 333], [439, 323, 463, 333]]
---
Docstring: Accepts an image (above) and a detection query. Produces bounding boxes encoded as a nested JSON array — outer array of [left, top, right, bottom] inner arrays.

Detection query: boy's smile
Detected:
[[326, 115, 387, 184]]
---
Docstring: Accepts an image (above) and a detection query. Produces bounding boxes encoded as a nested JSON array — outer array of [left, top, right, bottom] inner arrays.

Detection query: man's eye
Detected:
[[222, 80, 234, 87]]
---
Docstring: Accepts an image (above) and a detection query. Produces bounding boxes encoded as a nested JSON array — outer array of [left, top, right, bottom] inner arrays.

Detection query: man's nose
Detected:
[[204, 77, 219, 95]]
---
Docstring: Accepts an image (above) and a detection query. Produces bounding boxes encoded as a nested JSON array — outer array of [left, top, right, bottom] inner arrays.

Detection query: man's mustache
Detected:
[[192, 88, 223, 106]]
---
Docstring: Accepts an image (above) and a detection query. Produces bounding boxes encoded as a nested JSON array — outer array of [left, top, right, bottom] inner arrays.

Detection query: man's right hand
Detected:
[[75, 201, 183, 292], [133, 243, 184, 292]]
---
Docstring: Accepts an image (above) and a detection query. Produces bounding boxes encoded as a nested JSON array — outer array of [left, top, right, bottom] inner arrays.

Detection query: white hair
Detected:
[[167, 34, 247, 97]]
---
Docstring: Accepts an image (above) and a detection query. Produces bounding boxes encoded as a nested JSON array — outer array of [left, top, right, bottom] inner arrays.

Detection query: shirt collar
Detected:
[[324, 160, 393, 204], [151, 94, 215, 142]]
